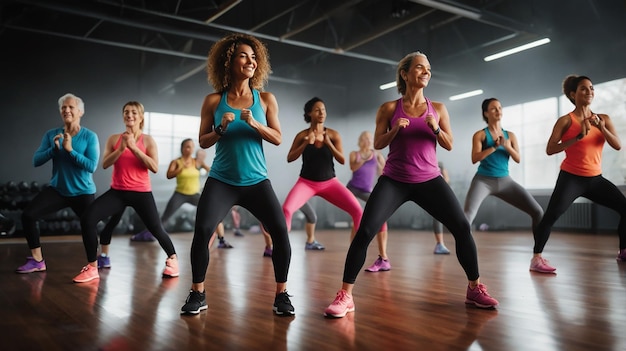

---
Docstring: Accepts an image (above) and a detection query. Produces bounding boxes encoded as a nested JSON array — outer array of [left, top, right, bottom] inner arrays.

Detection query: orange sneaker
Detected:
[[162, 257, 179, 278], [73, 265, 99, 283]]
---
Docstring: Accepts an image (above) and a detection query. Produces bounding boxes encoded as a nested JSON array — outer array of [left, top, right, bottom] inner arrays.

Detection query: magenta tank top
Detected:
[[347, 150, 377, 192], [111, 134, 151, 192], [382, 98, 441, 183]]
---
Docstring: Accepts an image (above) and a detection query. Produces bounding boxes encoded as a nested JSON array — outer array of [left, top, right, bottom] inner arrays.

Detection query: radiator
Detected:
[[554, 202, 593, 229]]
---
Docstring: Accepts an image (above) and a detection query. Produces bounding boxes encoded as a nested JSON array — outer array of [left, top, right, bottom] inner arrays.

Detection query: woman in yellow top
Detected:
[[131, 138, 232, 248]]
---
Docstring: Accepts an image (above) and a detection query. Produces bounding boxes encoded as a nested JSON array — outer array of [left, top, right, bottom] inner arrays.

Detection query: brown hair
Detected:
[[206, 33, 271, 93], [562, 75, 591, 105]]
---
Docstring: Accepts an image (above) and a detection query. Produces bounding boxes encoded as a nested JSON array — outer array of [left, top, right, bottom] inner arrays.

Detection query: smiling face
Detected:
[[573, 78, 594, 107], [60, 97, 84, 125], [123, 103, 144, 130], [402, 55, 431, 89], [231, 43, 257, 80]]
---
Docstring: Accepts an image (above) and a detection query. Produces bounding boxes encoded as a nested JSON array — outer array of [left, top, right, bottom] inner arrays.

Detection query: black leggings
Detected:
[[533, 170, 626, 253], [343, 175, 480, 283], [80, 189, 176, 262], [21, 186, 121, 249], [191, 178, 290, 284]]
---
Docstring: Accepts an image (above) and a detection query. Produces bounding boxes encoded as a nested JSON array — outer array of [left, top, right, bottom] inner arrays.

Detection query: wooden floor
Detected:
[[1, 228, 625, 351]]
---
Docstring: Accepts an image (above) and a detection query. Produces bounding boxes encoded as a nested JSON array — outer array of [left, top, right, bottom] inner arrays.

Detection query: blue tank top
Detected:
[[209, 89, 268, 186], [476, 127, 510, 178], [383, 98, 440, 183]]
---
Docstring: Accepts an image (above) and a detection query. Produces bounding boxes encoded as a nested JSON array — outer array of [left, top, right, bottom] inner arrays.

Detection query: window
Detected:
[[509, 77, 626, 188], [144, 112, 202, 166]]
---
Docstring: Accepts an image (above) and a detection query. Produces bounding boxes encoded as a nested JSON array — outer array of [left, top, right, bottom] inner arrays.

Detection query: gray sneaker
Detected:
[[305, 241, 325, 250]]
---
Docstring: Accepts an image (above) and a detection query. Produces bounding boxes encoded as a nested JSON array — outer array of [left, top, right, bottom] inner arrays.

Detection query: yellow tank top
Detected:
[[175, 159, 201, 195]]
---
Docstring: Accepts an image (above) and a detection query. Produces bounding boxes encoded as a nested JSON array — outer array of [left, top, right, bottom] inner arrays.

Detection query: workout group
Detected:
[[15, 33, 626, 319]]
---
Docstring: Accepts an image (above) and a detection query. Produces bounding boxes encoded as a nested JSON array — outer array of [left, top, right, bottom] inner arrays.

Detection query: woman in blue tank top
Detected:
[[463, 98, 543, 253], [180, 33, 294, 317]]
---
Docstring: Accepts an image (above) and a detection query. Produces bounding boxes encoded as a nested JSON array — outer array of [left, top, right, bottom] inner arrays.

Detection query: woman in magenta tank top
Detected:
[[324, 51, 499, 318]]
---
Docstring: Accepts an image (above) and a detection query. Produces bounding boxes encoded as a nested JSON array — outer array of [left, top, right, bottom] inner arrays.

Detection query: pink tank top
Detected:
[[382, 98, 441, 183], [111, 134, 151, 192]]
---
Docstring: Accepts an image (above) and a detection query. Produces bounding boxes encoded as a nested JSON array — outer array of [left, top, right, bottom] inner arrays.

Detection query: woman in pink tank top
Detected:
[[73, 101, 179, 284]]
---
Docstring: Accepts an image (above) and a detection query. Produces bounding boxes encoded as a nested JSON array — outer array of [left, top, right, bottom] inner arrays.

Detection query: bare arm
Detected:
[[503, 131, 521, 163], [373, 101, 402, 150], [324, 128, 345, 165], [166, 159, 182, 179], [596, 114, 621, 150], [198, 94, 222, 150], [546, 115, 577, 155], [102, 134, 123, 169], [129, 134, 159, 173], [287, 130, 309, 163], [242, 92, 282, 146], [430, 102, 453, 151]]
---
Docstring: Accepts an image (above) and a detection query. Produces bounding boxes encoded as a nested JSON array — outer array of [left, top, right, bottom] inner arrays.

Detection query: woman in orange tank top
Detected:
[[530, 75, 626, 274]]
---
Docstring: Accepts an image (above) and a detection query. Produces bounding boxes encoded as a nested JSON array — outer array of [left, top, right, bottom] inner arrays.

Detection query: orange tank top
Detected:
[[560, 113, 605, 177]]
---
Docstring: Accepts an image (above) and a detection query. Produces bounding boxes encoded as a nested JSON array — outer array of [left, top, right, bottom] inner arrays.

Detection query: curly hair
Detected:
[[206, 33, 271, 93], [562, 75, 591, 105]]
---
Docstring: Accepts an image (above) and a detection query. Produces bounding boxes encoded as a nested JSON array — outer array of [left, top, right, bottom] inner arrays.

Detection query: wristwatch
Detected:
[[215, 124, 225, 136]]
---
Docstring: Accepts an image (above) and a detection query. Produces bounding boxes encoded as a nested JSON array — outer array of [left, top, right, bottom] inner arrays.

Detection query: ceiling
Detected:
[[2, 0, 626, 104]]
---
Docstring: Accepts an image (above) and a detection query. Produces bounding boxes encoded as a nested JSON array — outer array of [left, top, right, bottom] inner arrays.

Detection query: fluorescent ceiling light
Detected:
[[379, 81, 396, 90], [449, 89, 483, 101], [410, 0, 481, 20], [484, 38, 551, 62]]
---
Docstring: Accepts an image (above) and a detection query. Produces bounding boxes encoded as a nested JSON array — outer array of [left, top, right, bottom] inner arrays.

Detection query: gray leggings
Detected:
[[464, 174, 543, 228], [160, 191, 201, 225]]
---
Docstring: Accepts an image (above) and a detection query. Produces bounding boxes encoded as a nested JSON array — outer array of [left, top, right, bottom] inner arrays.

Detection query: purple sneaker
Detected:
[[263, 247, 273, 257], [16, 257, 46, 274], [130, 230, 156, 242], [465, 283, 498, 309], [97, 255, 111, 269], [365, 256, 391, 272], [617, 249, 626, 261]]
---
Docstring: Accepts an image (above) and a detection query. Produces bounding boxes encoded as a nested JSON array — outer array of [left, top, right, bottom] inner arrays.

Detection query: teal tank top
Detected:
[[209, 89, 268, 186], [476, 127, 510, 178]]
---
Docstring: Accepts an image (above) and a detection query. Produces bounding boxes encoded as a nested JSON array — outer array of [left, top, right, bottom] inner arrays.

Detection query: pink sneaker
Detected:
[[529, 256, 557, 273], [465, 283, 498, 309], [324, 289, 355, 318], [364, 256, 391, 272], [73, 265, 99, 283], [616, 249, 626, 261], [163, 257, 179, 278]]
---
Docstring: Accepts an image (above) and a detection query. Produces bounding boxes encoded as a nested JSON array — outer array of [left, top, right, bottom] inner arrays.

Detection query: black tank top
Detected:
[[300, 144, 335, 181]]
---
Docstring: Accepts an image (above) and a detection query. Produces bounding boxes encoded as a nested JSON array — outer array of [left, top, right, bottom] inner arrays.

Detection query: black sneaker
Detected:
[[181, 290, 208, 315], [273, 291, 295, 316]]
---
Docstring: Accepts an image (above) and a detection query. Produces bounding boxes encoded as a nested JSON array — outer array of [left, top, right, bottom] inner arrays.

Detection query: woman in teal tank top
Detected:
[[181, 33, 294, 317]]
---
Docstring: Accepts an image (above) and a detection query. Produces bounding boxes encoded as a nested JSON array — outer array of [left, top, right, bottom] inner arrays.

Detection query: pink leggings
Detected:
[[283, 177, 363, 232]]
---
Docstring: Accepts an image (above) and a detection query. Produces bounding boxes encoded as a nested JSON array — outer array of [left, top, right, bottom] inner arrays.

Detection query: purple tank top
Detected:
[[382, 97, 440, 183], [347, 150, 377, 193]]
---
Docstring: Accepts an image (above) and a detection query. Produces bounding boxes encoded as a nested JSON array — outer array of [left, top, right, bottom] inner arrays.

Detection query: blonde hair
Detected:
[[123, 101, 145, 130], [396, 51, 428, 95]]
